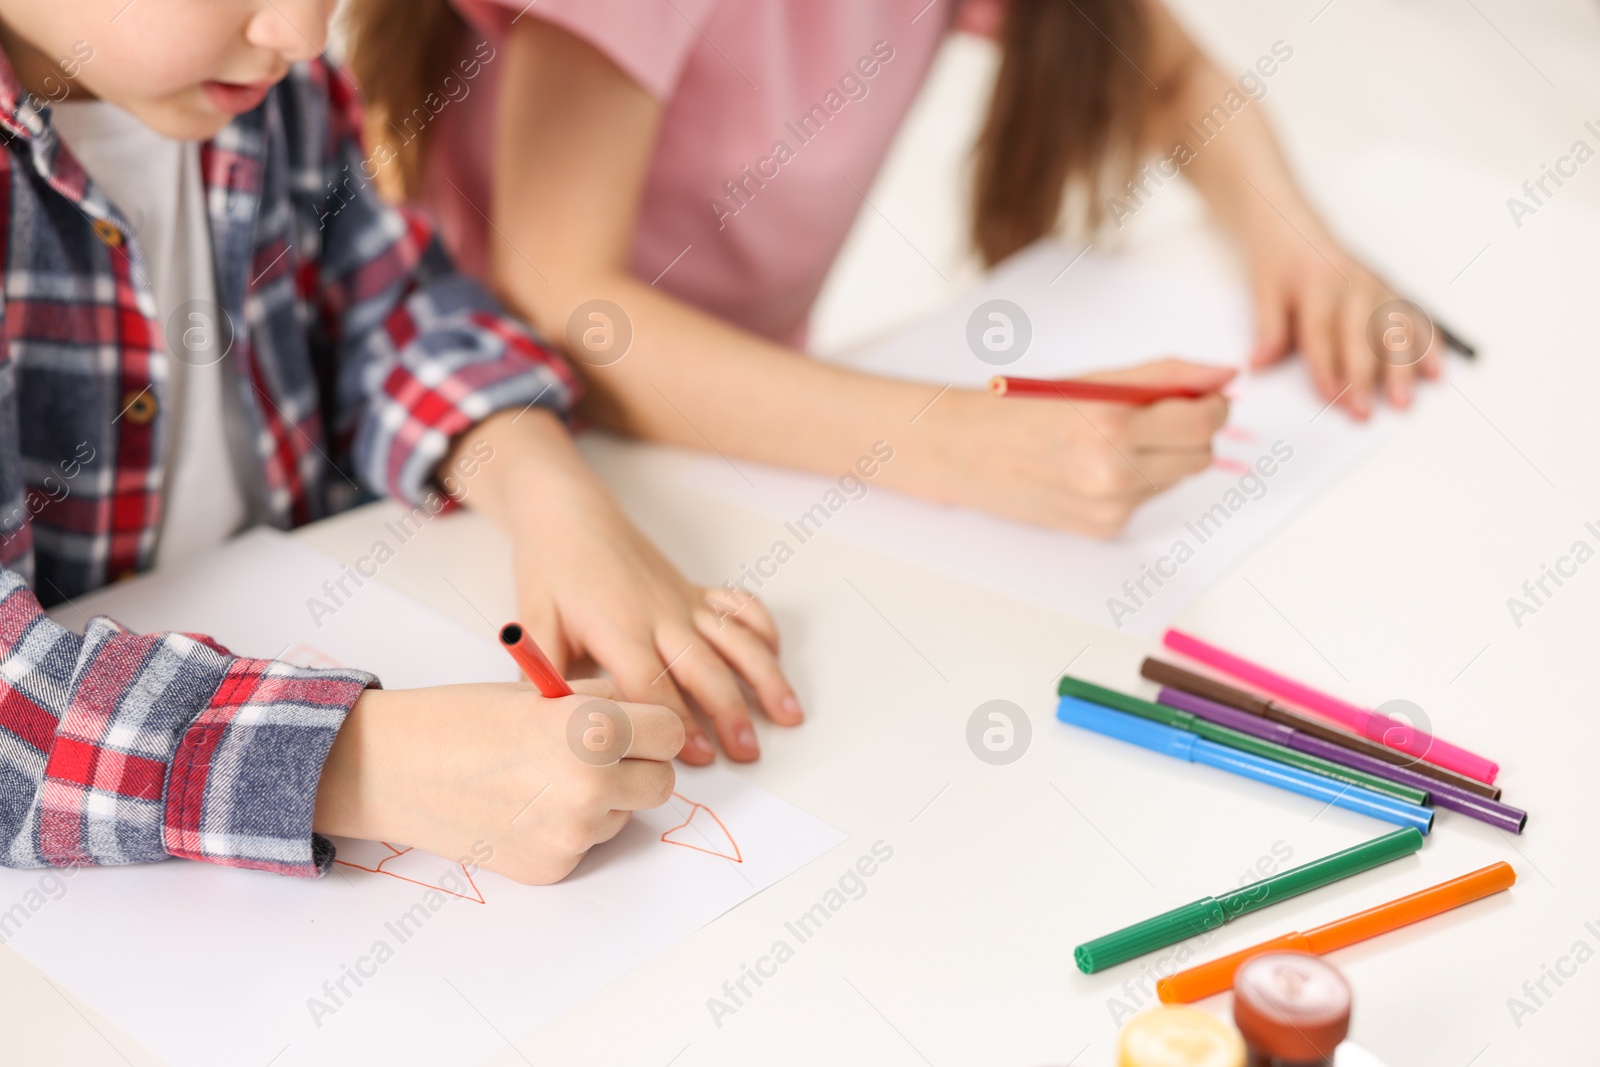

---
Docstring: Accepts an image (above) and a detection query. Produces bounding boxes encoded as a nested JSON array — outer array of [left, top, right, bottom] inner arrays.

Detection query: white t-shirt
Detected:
[[51, 101, 259, 565]]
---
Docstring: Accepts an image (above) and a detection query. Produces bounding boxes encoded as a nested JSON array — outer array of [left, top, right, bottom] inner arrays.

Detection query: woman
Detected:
[[347, 0, 1439, 549]]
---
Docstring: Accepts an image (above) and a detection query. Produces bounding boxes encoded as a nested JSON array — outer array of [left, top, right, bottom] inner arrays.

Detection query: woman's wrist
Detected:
[[1239, 188, 1332, 251], [884, 385, 989, 507]]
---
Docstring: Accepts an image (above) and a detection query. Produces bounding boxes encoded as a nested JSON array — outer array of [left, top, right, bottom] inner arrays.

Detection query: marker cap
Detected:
[[1060, 676, 1429, 807], [1075, 898, 1227, 974], [1232, 953, 1351, 1062], [1058, 675, 1187, 727], [1056, 695, 1198, 761]]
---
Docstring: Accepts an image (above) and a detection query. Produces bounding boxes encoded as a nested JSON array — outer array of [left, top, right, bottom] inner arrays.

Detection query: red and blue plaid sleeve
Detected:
[[296, 64, 582, 509], [0, 571, 374, 876]]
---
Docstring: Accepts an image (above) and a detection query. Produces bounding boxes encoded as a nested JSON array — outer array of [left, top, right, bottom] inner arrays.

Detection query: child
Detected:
[[345, 0, 1443, 538], [0, 0, 789, 885]]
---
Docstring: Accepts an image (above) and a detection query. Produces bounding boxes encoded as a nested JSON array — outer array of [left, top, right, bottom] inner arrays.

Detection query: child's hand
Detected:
[[1245, 225, 1445, 420], [454, 410, 804, 765], [315, 680, 683, 885], [909, 359, 1232, 537]]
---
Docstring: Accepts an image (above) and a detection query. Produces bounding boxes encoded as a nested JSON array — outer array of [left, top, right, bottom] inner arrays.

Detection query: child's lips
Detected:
[[201, 79, 276, 115]]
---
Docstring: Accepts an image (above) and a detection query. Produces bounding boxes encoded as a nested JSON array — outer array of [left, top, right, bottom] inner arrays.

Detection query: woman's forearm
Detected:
[[502, 259, 951, 488], [1135, 3, 1429, 415], [1139, 9, 1330, 247], [483, 15, 936, 487], [1163, 66, 1323, 238], [478, 11, 1231, 535]]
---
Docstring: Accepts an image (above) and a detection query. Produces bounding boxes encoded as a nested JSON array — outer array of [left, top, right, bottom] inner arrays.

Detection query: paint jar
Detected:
[[1232, 952, 1351, 1066], [1117, 1004, 1246, 1067]]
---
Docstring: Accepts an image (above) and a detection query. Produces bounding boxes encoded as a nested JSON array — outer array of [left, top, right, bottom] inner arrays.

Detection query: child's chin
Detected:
[[129, 100, 235, 143]]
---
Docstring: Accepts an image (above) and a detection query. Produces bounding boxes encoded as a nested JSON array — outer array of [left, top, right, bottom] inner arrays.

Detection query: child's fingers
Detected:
[[1421, 341, 1444, 379], [1083, 357, 1236, 392], [1339, 294, 1376, 419], [586, 809, 634, 846], [1383, 347, 1417, 409], [1250, 278, 1291, 368], [693, 607, 803, 725], [1296, 286, 1340, 403], [609, 758, 677, 812], [518, 605, 569, 675], [569, 678, 625, 701], [616, 700, 687, 762], [603, 640, 715, 765], [656, 627, 761, 762], [510, 853, 584, 887], [1369, 295, 1433, 409], [1125, 447, 1216, 490], [1422, 329, 1446, 379], [1125, 394, 1230, 450], [709, 587, 780, 653]]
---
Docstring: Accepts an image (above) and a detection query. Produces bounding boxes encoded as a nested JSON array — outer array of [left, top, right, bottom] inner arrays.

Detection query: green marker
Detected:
[[1073, 827, 1425, 974], [1056, 676, 1429, 807]]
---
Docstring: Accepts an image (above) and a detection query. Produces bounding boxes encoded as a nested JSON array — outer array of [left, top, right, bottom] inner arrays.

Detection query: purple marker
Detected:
[[1158, 687, 1527, 835]]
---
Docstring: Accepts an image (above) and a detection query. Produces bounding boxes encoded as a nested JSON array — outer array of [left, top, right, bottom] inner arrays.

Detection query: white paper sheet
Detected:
[[680, 241, 1432, 634], [3, 529, 845, 1066]]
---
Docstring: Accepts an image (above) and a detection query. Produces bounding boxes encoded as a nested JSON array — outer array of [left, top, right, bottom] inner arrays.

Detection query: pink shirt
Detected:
[[424, 0, 996, 347]]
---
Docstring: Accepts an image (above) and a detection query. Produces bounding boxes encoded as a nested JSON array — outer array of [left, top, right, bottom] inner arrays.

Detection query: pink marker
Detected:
[[1162, 629, 1499, 784]]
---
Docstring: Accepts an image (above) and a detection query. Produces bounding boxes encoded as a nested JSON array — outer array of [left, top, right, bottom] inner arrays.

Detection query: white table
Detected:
[[5, 0, 1598, 1063]]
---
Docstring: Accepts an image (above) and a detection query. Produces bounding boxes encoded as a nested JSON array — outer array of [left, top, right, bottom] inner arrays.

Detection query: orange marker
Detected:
[[498, 622, 573, 698], [988, 376, 1212, 404], [1158, 862, 1516, 1004]]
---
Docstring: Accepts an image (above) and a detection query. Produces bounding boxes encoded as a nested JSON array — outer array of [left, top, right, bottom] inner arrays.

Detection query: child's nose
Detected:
[[246, 0, 330, 63]]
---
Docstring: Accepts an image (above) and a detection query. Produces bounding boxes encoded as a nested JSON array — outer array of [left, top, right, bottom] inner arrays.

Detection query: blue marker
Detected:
[[1056, 695, 1433, 834]]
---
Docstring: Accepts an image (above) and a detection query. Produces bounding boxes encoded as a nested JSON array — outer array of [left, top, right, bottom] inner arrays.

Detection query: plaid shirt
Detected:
[[0, 55, 578, 876]]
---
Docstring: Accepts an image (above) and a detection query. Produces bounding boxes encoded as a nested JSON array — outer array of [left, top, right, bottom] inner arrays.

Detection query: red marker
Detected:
[[498, 622, 573, 698], [989, 375, 1212, 404]]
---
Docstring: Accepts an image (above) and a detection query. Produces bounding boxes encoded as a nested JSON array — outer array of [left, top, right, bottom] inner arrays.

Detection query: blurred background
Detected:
[[811, 0, 1600, 356]]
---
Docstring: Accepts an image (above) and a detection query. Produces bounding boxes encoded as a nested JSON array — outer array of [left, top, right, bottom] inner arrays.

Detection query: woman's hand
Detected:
[[1135, 3, 1446, 421], [454, 409, 804, 766], [315, 680, 683, 885], [1245, 219, 1444, 420], [910, 359, 1233, 536]]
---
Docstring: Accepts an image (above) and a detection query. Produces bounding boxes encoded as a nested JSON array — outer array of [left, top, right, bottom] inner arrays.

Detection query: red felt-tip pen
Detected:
[[498, 622, 573, 698], [989, 376, 1213, 404]]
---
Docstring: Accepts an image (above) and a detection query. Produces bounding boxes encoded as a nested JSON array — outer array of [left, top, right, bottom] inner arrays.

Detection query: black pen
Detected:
[[1434, 318, 1476, 359]]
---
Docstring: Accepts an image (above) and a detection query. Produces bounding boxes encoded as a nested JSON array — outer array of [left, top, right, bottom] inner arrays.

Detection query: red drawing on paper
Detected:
[[1220, 425, 1258, 443], [660, 794, 743, 862], [334, 841, 487, 904], [1210, 457, 1251, 474]]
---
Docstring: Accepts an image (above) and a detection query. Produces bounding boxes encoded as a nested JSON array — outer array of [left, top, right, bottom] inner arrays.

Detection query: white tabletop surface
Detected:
[[6, 0, 1599, 1063]]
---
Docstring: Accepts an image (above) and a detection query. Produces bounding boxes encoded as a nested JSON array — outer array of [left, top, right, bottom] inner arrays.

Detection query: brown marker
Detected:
[[1140, 657, 1502, 801], [1232, 953, 1350, 1067]]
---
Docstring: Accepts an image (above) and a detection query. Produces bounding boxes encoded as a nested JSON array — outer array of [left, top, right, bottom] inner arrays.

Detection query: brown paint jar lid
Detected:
[[1232, 953, 1351, 1062]]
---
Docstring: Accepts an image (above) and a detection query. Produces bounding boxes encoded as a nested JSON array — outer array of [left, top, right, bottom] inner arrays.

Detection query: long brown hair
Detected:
[[972, 0, 1150, 266], [342, 0, 1147, 264], [341, 0, 467, 197]]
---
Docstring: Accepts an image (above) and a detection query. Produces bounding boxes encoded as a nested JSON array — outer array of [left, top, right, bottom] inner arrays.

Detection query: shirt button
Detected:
[[123, 389, 158, 425], [92, 219, 124, 248]]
